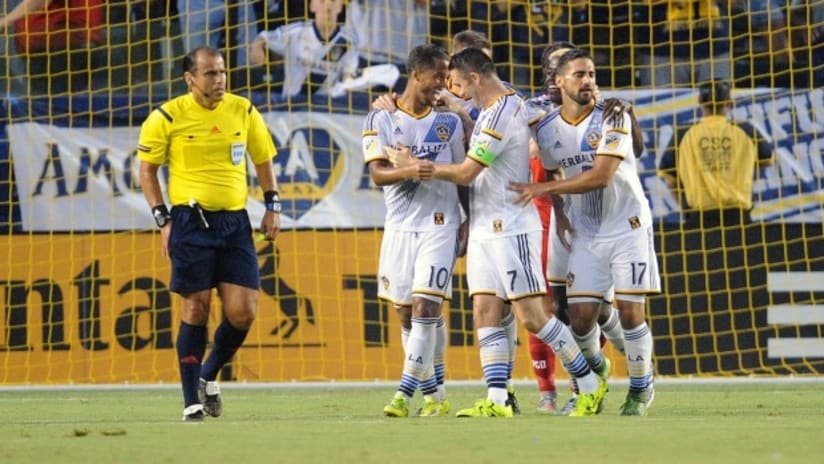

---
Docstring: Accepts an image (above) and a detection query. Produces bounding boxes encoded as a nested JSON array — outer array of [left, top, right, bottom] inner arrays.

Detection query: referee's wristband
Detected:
[[264, 190, 282, 213]]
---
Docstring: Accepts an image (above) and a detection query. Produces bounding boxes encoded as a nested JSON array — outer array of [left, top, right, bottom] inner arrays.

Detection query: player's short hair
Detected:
[[698, 80, 732, 113], [449, 47, 495, 77], [182, 46, 224, 75], [407, 44, 450, 73], [554, 48, 593, 75], [452, 30, 492, 52]]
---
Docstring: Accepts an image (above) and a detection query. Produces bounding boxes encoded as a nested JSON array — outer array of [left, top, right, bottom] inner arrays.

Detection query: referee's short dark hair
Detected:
[[699, 80, 732, 112], [182, 46, 224, 74]]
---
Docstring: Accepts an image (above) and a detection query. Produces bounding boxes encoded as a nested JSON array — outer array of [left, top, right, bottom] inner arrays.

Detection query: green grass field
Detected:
[[1, 382, 821, 464]]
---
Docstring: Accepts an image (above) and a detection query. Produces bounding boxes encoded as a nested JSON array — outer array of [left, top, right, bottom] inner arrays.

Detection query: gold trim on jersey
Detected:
[[485, 89, 518, 110], [560, 106, 595, 126], [362, 130, 378, 136], [597, 152, 626, 160], [481, 128, 503, 140], [396, 100, 432, 120]]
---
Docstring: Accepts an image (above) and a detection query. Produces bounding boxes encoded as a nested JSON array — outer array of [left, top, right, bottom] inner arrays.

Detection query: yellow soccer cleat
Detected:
[[455, 399, 513, 418], [569, 374, 608, 417], [383, 395, 409, 418], [419, 396, 449, 417]]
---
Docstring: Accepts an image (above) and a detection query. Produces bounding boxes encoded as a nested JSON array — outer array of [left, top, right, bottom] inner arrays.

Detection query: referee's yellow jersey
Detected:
[[137, 93, 276, 211], [675, 115, 773, 211]]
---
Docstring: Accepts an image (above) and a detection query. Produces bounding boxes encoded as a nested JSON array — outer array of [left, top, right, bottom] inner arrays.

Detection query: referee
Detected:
[[659, 80, 774, 228], [138, 46, 280, 421]]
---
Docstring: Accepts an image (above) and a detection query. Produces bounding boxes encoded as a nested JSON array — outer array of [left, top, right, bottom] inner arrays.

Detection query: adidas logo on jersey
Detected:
[[394, 126, 403, 135], [554, 140, 563, 149]]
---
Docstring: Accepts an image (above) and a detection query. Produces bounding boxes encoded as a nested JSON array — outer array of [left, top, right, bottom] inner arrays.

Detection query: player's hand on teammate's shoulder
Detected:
[[602, 96, 632, 127], [372, 92, 398, 112]]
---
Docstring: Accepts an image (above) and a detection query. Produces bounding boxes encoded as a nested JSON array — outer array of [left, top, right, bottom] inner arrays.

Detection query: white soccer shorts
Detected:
[[377, 228, 458, 306], [566, 226, 661, 301], [466, 231, 547, 300]]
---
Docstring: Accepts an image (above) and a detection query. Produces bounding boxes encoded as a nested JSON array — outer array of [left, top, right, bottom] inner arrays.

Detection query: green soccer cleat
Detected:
[[619, 391, 649, 416], [456, 399, 513, 418], [569, 374, 608, 417], [383, 395, 409, 418], [419, 396, 449, 417]]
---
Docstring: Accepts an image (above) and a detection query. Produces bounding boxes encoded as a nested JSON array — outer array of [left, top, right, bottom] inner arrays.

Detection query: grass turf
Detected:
[[0, 383, 821, 464]]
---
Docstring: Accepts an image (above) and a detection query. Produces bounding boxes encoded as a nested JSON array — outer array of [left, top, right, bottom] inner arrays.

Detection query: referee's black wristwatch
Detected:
[[264, 190, 282, 213], [152, 204, 172, 228]]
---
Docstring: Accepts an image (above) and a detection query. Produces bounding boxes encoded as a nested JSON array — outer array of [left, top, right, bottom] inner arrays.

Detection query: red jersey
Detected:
[[15, 0, 103, 54], [530, 156, 552, 230]]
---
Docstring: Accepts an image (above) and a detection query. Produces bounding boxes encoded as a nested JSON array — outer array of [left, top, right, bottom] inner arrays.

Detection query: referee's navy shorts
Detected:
[[168, 206, 260, 294]]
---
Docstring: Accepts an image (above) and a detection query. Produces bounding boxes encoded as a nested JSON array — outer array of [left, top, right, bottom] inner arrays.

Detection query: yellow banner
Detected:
[[0, 232, 624, 384]]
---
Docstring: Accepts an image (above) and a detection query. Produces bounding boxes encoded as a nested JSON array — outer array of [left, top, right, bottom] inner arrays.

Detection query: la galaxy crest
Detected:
[[263, 126, 346, 219], [586, 130, 601, 149]]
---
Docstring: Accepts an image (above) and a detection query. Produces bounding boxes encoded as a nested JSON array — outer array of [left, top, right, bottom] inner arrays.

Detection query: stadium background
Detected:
[[0, 1, 822, 385]]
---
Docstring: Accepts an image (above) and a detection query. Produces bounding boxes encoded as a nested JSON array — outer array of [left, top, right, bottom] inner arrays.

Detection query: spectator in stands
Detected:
[[346, 0, 428, 83], [0, 0, 104, 96], [789, 0, 824, 87], [731, 0, 793, 87], [658, 81, 774, 228], [177, 0, 258, 67], [635, 0, 732, 87], [249, 0, 359, 99]]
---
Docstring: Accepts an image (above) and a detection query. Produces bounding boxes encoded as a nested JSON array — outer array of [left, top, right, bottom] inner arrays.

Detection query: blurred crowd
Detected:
[[0, 0, 821, 98]]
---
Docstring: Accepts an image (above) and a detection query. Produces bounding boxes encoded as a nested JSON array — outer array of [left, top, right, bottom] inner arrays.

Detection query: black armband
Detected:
[[151, 204, 172, 228], [263, 190, 282, 213]]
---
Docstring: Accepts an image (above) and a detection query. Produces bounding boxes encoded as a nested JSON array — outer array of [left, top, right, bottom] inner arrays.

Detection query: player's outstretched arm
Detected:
[[508, 180, 554, 206], [369, 146, 434, 185]]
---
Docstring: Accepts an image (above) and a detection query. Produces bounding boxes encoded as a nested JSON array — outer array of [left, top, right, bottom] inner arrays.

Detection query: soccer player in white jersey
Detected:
[[391, 47, 608, 418], [373, 29, 533, 415], [511, 48, 659, 416], [531, 42, 631, 415], [363, 44, 467, 417], [250, 0, 358, 98]]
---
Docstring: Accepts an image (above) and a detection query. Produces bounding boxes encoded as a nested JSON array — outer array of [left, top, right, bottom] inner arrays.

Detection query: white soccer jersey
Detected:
[[363, 105, 466, 231], [258, 21, 359, 98], [535, 104, 652, 239], [467, 91, 542, 239]]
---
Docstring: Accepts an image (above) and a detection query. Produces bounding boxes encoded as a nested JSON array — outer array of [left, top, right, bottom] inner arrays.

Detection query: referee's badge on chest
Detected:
[[230, 143, 246, 166]]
